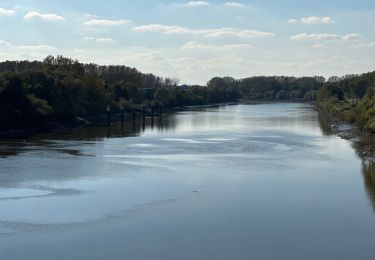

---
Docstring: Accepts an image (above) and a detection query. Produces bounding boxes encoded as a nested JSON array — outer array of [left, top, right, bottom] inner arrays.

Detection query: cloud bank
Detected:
[[133, 24, 274, 38], [288, 16, 335, 24], [24, 11, 65, 21]]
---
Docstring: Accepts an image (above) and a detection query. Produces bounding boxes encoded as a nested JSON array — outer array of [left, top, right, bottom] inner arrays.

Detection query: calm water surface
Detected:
[[1, 103, 375, 260]]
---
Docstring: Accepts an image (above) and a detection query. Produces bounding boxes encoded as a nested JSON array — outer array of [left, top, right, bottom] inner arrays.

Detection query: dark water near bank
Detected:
[[1, 103, 375, 260]]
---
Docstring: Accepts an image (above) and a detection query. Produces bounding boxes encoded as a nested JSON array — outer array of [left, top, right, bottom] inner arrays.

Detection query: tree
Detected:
[[154, 87, 175, 107], [276, 90, 289, 100]]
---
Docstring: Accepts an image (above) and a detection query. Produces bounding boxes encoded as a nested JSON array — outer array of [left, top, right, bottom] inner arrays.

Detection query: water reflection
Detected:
[[317, 113, 335, 136], [362, 161, 375, 212], [0, 140, 89, 158], [2, 104, 375, 211], [317, 111, 375, 213], [0, 114, 178, 158], [355, 137, 375, 213]]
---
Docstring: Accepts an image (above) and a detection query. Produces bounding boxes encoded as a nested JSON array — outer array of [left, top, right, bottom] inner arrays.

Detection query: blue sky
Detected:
[[0, 0, 374, 84]]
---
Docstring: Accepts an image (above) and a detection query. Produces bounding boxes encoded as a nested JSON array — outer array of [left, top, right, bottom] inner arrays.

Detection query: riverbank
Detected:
[[316, 106, 375, 160]]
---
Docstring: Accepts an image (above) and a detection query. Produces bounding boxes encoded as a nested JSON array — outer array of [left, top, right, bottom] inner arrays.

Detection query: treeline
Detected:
[[0, 55, 325, 130], [317, 71, 375, 131], [220, 76, 324, 101], [0, 56, 240, 129]]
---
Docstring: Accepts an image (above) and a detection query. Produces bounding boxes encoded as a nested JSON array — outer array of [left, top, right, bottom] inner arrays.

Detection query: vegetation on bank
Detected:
[[316, 71, 375, 132], [0, 55, 328, 130], [4, 55, 374, 133], [0, 56, 237, 129]]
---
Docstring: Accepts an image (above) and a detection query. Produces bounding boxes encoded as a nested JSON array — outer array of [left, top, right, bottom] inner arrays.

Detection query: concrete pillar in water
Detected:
[[106, 105, 111, 128], [120, 106, 125, 130], [141, 106, 146, 131], [151, 106, 155, 119], [142, 117, 146, 131], [106, 105, 111, 137], [158, 104, 162, 117], [151, 106, 155, 128]]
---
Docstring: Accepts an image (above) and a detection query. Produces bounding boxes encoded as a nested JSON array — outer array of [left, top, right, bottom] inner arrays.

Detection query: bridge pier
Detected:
[[158, 105, 162, 117]]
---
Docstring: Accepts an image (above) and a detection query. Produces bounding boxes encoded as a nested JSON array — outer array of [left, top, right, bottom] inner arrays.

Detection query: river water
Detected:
[[1, 103, 375, 260]]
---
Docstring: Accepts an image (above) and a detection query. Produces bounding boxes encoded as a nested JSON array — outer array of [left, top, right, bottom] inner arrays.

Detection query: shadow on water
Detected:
[[317, 110, 375, 213], [0, 114, 178, 158], [0, 140, 89, 158], [317, 113, 335, 136], [352, 138, 375, 213], [362, 161, 375, 212]]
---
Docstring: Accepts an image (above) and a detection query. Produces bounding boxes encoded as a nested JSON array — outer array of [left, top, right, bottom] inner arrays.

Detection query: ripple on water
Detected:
[[0, 188, 53, 200]]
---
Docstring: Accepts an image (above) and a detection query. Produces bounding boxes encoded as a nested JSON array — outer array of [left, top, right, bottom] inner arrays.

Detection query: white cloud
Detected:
[[0, 40, 13, 47], [83, 36, 116, 43], [0, 40, 57, 60], [17, 45, 57, 52], [291, 33, 361, 41], [84, 13, 96, 18], [182, 1, 210, 7], [133, 24, 192, 34], [302, 17, 335, 24], [96, 38, 116, 43], [181, 41, 253, 51], [352, 42, 375, 48], [133, 24, 274, 39], [312, 44, 324, 49], [49, 41, 375, 85], [0, 40, 57, 52], [224, 2, 245, 7], [288, 16, 335, 25], [204, 28, 273, 38], [84, 19, 129, 27], [24, 11, 65, 21], [343, 34, 362, 41], [178, 1, 246, 8], [83, 37, 95, 40], [0, 8, 15, 15]]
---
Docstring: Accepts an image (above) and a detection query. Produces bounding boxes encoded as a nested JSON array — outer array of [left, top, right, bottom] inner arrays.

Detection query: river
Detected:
[[1, 103, 375, 260]]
